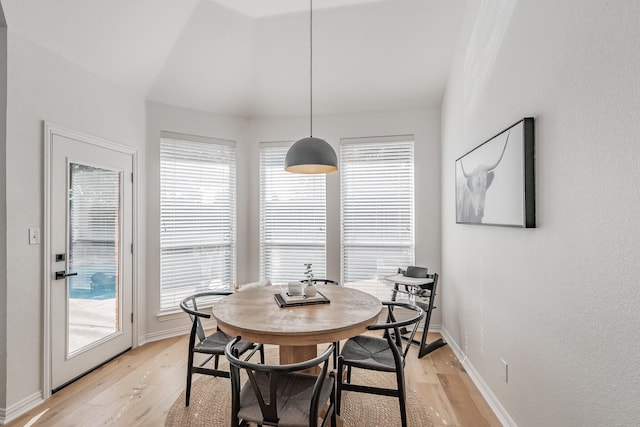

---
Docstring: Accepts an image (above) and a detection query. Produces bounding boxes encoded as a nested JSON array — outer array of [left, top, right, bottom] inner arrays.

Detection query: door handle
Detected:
[[55, 271, 78, 280]]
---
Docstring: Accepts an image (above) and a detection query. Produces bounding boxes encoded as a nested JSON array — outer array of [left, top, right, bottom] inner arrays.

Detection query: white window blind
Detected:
[[340, 136, 415, 284], [68, 164, 120, 292], [259, 142, 326, 284], [160, 133, 236, 312]]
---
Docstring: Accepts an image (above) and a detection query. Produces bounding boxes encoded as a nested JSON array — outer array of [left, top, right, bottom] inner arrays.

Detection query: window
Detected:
[[341, 136, 415, 287], [160, 132, 236, 311], [260, 142, 326, 284]]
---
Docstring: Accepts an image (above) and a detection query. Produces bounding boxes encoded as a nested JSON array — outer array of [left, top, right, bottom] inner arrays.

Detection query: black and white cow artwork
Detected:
[[456, 130, 511, 223]]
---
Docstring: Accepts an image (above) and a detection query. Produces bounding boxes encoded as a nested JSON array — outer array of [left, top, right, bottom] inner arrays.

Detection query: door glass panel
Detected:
[[67, 163, 120, 356]]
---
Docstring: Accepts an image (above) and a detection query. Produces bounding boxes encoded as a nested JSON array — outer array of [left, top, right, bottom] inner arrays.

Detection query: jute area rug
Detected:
[[165, 368, 432, 427]]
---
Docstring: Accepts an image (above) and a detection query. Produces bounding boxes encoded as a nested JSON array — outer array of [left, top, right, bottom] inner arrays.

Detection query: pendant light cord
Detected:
[[310, 0, 313, 137]]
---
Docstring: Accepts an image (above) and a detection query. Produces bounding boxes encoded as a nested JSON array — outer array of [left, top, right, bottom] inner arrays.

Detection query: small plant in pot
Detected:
[[303, 263, 317, 297]]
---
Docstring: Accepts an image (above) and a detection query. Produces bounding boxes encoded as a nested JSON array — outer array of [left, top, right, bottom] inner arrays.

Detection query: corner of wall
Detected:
[[0, 17, 9, 414]]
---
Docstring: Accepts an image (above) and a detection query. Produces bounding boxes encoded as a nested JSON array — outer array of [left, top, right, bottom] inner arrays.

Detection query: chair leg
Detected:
[[214, 354, 219, 370], [259, 344, 265, 364], [330, 373, 337, 427], [336, 357, 344, 415], [186, 321, 199, 407], [230, 365, 241, 427], [396, 366, 408, 427], [186, 350, 194, 406]]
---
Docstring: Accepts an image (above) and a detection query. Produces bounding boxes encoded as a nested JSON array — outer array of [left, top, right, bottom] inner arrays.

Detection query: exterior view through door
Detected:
[[46, 124, 134, 393]]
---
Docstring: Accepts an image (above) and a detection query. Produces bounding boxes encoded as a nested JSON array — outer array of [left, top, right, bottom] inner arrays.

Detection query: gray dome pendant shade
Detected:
[[284, 0, 338, 174], [285, 136, 337, 174]]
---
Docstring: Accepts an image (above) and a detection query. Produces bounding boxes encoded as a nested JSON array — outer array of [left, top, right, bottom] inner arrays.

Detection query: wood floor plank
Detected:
[[428, 344, 466, 376], [438, 372, 493, 427], [411, 381, 460, 426], [459, 373, 503, 427]]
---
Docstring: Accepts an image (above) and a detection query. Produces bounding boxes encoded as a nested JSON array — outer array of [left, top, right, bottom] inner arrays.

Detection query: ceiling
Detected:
[[0, 0, 467, 118]]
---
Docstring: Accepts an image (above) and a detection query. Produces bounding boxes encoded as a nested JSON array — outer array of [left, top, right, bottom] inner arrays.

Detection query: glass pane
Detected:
[[67, 163, 120, 356]]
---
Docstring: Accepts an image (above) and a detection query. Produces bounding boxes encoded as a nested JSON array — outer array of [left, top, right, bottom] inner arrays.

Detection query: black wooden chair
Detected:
[[336, 301, 424, 427], [180, 290, 264, 406], [225, 337, 336, 427], [391, 267, 446, 358]]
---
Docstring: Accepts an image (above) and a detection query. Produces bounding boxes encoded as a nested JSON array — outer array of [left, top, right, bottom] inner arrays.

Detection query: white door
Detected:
[[49, 130, 133, 392]]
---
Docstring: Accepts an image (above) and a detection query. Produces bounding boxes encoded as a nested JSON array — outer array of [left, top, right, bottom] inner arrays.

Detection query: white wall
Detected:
[[248, 108, 442, 324], [2, 31, 145, 413], [143, 101, 250, 339], [441, 1, 640, 425], [0, 20, 7, 413]]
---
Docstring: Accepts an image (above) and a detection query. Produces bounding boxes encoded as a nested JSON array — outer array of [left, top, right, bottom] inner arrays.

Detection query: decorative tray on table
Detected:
[[274, 290, 330, 307]]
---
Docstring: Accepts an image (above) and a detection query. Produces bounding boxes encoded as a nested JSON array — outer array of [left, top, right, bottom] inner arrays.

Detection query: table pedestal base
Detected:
[[280, 345, 317, 363], [280, 345, 322, 373]]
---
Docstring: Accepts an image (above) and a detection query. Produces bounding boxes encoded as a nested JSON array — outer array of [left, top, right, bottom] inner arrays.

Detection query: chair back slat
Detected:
[[400, 310, 422, 360], [190, 297, 207, 342], [245, 369, 280, 423], [183, 295, 196, 323], [385, 304, 403, 348], [371, 301, 424, 362]]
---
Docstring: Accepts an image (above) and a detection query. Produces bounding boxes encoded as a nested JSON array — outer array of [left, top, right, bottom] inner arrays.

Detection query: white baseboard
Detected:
[[427, 323, 442, 332], [137, 318, 217, 346], [0, 392, 44, 425], [440, 327, 517, 427], [138, 324, 190, 346]]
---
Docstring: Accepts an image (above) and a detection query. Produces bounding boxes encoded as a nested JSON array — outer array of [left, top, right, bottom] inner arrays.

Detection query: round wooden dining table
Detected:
[[213, 285, 382, 365]]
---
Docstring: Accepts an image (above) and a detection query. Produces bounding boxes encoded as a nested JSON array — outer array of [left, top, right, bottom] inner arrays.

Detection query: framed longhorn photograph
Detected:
[[455, 118, 535, 228]]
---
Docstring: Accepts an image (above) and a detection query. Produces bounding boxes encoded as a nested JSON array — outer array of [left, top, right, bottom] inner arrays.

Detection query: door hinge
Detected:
[[131, 313, 134, 323], [130, 243, 133, 254], [131, 172, 134, 183]]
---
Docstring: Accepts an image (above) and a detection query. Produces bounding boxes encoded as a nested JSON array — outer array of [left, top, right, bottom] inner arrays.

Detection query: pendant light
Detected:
[[284, 0, 338, 174]]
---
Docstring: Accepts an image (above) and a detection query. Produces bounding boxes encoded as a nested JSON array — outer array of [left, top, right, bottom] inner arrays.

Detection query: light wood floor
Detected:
[[6, 332, 501, 427]]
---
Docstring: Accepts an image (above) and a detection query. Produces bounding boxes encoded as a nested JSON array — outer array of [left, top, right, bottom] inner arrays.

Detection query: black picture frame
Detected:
[[455, 118, 535, 228]]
